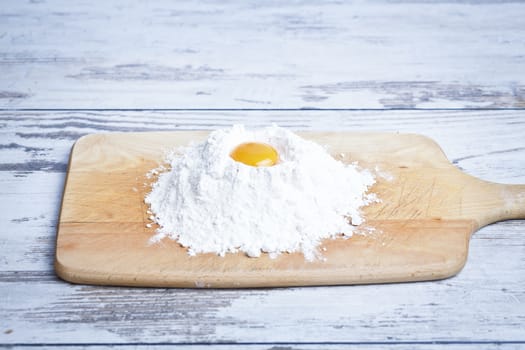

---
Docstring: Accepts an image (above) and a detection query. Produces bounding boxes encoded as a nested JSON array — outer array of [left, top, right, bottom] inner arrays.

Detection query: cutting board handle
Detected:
[[473, 182, 525, 228]]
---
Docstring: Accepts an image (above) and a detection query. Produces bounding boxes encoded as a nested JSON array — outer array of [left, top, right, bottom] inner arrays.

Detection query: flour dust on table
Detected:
[[145, 125, 377, 260]]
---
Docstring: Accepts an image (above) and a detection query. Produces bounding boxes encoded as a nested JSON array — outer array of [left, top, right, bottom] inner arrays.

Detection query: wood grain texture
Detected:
[[54, 131, 524, 287], [2, 0, 525, 345], [7, 346, 525, 350], [1, 0, 525, 108]]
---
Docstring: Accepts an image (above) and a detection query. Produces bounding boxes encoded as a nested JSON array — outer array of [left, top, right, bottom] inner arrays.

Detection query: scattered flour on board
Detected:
[[145, 125, 378, 261]]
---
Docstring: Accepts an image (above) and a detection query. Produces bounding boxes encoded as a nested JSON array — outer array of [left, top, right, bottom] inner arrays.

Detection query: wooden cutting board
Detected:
[[55, 132, 525, 288]]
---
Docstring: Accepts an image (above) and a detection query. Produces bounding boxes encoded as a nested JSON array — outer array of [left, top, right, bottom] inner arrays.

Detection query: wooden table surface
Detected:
[[1, 1, 524, 348]]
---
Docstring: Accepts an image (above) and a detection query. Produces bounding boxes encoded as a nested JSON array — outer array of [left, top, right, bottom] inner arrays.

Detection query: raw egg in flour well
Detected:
[[230, 142, 279, 167]]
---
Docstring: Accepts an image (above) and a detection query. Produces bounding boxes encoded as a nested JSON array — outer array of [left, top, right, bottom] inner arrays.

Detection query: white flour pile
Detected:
[[145, 125, 377, 260]]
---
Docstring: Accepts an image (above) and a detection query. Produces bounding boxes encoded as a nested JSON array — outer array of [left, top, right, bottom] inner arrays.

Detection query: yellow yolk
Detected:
[[230, 142, 279, 167]]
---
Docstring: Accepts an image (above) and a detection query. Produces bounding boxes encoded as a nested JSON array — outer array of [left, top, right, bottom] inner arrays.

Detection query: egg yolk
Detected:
[[230, 142, 279, 167]]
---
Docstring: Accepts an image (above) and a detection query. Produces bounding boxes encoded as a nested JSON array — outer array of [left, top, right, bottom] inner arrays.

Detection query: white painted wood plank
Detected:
[[7, 345, 525, 350], [1, 0, 524, 108], [0, 110, 524, 345]]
